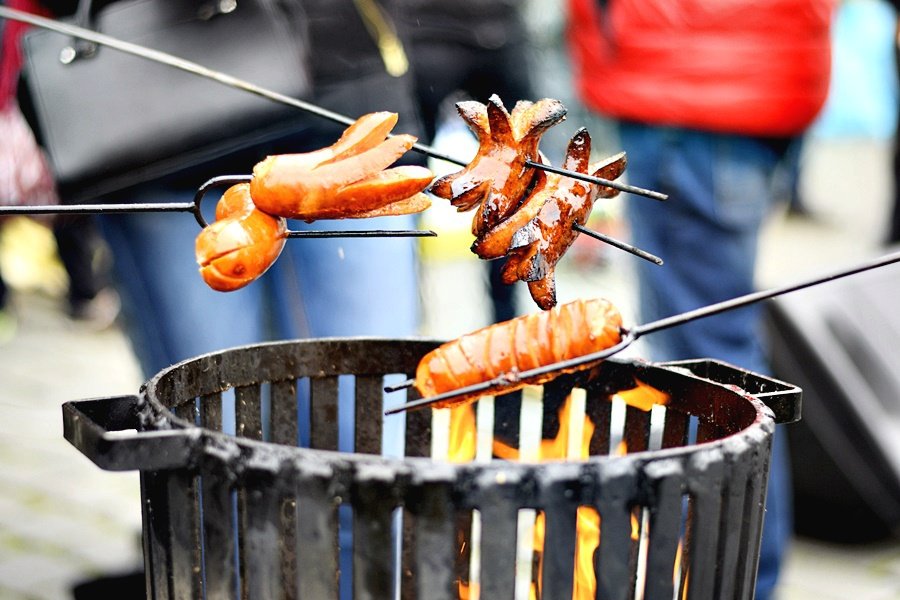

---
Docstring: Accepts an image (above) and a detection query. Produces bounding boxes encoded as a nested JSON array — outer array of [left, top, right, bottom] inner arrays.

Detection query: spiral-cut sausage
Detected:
[[501, 130, 627, 309], [414, 298, 622, 408], [195, 183, 287, 291], [249, 112, 433, 221], [428, 95, 566, 237]]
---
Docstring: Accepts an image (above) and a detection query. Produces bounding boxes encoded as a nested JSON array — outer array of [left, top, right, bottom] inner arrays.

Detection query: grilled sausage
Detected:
[[428, 95, 566, 237], [502, 130, 627, 309], [414, 298, 623, 408], [195, 183, 287, 291], [249, 112, 433, 221]]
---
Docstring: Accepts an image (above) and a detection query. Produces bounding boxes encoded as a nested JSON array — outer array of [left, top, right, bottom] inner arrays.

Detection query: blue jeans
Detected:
[[620, 123, 793, 600]]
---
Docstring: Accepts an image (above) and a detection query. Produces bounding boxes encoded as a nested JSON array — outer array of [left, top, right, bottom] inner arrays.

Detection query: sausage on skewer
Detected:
[[501, 129, 627, 309], [195, 183, 288, 291], [249, 111, 434, 221], [414, 297, 623, 408], [428, 95, 566, 237]]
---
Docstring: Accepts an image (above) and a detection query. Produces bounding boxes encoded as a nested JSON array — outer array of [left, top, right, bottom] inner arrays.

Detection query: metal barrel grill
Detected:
[[63, 337, 799, 600]]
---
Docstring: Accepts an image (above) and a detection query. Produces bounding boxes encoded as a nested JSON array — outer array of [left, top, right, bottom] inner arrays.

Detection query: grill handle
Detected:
[[63, 395, 201, 472], [660, 359, 802, 424]]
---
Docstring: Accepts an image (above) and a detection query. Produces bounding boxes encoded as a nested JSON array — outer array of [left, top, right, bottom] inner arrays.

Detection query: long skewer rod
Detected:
[[0, 202, 197, 216], [572, 223, 663, 265], [384, 249, 900, 414], [0, 6, 666, 202]]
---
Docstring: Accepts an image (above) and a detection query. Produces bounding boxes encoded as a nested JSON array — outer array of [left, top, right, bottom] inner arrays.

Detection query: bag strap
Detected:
[[59, 0, 96, 62], [353, 0, 408, 77], [61, 0, 245, 64]]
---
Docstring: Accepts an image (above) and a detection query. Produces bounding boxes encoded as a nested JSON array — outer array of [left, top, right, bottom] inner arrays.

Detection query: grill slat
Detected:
[[596, 467, 638, 600], [684, 452, 724, 600], [142, 470, 173, 600], [242, 482, 285, 599], [296, 468, 340, 598], [540, 503, 579, 599], [310, 376, 339, 451], [355, 375, 385, 455], [200, 392, 222, 431], [642, 461, 686, 600], [403, 388, 431, 458], [353, 469, 397, 600], [739, 435, 772, 599], [411, 472, 457, 600], [716, 441, 753, 599], [200, 473, 238, 600], [624, 405, 651, 453], [280, 497, 298, 600], [587, 396, 613, 455], [661, 408, 690, 449], [236, 384, 263, 441], [478, 504, 519, 600], [270, 380, 298, 446]]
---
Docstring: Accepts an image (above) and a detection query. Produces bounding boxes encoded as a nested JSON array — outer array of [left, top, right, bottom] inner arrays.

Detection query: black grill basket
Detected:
[[63, 337, 800, 600]]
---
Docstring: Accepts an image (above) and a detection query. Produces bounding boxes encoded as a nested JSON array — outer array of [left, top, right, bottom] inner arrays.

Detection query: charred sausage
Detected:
[[502, 129, 627, 309], [428, 95, 566, 237]]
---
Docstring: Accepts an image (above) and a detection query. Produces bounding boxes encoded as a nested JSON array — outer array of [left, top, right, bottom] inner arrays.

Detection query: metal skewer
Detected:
[[572, 223, 663, 265], [0, 175, 437, 238], [191, 176, 435, 238], [384, 248, 900, 414], [0, 6, 666, 254]]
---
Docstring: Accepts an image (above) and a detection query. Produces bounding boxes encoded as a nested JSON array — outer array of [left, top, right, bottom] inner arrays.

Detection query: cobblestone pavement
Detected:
[[0, 290, 144, 600], [0, 137, 899, 599]]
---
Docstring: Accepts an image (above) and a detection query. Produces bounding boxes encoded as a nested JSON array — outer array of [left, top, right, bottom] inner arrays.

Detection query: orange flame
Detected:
[[458, 581, 478, 600], [448, 404, 477, 463], [445, 379, 678, 599], [615, 378, 669, 412]]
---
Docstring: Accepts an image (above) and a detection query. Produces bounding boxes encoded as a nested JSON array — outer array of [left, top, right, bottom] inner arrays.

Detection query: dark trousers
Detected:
[[887, 40, 900, 244]]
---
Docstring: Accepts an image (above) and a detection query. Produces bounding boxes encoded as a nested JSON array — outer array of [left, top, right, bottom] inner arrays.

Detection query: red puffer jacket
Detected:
[[566, 0, 835, 137]]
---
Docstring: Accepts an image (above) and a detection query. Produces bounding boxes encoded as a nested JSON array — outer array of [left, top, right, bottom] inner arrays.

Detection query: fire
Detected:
[[448, 404, 477, 463], [445, 378, 682, 599], [614, 378, 669, 412]]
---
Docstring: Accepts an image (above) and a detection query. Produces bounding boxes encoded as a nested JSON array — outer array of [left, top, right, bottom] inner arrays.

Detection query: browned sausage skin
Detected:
[[501, 129, 627, 309], [249, 112, 433, 221], [428, 95, 566, 237], [195, 183, 288, 292], [414, 298, 623, 408]]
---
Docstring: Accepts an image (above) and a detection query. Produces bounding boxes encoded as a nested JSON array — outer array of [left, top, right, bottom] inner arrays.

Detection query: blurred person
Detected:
[[18, 0, 426, 381], [0, 0, 57, 340], [52, 214, 120, 327], [3, 0, 119, 330], [391, 0, 535, 322], [26, 0, 421, 594], [566, 1, 834, 598], [886, 1, 900, 244]]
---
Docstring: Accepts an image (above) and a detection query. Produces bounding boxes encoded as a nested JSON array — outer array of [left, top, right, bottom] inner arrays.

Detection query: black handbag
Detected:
[[20, 0, 312, 202]]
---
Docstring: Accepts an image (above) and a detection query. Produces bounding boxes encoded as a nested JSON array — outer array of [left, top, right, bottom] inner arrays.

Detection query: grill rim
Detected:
[[124, 336, 790, 480]]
